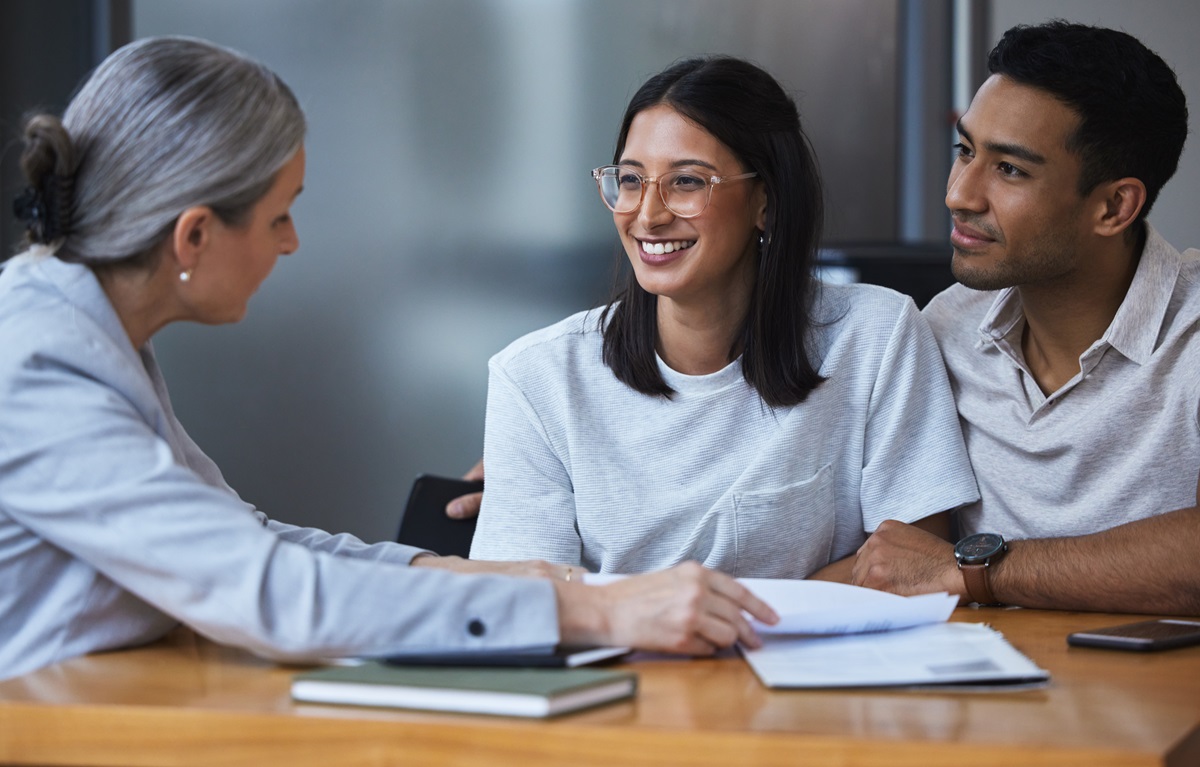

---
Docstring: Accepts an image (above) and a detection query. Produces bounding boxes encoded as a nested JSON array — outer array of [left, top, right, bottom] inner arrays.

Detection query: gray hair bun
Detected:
[[13, 115, 76, 246]]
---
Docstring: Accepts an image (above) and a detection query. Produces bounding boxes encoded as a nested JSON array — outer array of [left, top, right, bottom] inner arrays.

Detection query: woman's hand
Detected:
[[445, 459, 484, 519], [556, 562, 779, 654]]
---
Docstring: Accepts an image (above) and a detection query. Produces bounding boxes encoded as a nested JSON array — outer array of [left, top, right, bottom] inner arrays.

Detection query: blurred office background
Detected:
[[2, 1, 1198, 542]]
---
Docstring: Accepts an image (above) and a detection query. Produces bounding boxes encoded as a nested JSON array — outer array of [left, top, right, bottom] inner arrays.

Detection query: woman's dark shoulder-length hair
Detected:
[[600, 55, 826, 408]]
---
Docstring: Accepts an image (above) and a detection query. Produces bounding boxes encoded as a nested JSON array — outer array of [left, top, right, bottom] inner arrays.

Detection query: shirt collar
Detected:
[[1103, 224, 1181, 364], [32, 252, 144, 360], [975, 223, 1182, 365], [977, 286, 1023, 347]]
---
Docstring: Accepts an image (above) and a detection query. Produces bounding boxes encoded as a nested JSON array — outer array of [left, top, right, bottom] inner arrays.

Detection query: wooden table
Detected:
[[1, 608, 1198, 767]]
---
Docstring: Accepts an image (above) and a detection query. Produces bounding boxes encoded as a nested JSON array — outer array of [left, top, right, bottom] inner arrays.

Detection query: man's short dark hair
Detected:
[[988, 21, 1189, 222]]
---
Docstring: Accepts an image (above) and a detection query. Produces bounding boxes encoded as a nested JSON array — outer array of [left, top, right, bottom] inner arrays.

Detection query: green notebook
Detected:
[[291, 662, 638, 718]]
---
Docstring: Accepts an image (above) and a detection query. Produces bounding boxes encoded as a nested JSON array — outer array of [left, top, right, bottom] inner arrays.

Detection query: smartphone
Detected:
[[395, 474, 483, 558], [1067, 619, 1200, 652]]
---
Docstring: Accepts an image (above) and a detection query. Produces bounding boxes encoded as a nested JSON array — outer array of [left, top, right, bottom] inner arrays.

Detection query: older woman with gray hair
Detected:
[[0, 36, 775, 681]]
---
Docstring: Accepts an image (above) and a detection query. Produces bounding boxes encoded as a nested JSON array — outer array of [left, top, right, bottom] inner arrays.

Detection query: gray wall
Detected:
[[988, 0, 1200, 249], [124, 1, 1199, 544], [0, 1, 129, 260], [134, 0, 904, 542]]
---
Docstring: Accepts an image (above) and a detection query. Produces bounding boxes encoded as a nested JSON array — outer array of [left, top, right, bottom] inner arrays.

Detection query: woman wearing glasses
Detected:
[[0, 39, 778, 681], [471, 57, 978, 580]]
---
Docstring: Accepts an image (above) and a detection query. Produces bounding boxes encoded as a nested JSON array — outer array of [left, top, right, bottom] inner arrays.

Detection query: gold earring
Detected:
[[179, 270, 193, 283]]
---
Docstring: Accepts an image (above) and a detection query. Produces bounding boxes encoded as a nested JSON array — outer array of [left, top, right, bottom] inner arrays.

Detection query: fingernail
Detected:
[[447, 503, 462, 519]]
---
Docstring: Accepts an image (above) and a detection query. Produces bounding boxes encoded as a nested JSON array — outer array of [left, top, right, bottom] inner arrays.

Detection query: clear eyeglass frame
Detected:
[[591, 165, 759, 219]]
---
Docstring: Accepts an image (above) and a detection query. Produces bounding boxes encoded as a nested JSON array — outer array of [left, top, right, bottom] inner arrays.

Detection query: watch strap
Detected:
[[959, 562, 999, 606]]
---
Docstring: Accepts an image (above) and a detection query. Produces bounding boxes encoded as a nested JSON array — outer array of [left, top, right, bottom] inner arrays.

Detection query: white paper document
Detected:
[[742, 622, 1049, 689], [581, 575, 957, 635], [737, 579, 958, 635]]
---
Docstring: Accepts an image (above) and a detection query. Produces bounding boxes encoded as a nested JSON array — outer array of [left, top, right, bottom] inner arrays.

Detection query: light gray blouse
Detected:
[[0, 252, 557, 681]]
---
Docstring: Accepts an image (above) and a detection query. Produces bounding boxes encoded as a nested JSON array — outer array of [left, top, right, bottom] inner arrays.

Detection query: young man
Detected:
[[852, 21, 1200, 615]]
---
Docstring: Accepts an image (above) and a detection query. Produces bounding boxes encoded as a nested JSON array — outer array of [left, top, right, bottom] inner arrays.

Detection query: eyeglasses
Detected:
[[591, 165, 758, 218]]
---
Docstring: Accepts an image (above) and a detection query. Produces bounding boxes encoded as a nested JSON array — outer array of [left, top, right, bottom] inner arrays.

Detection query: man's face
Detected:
[[945, 75, 1095, 291]]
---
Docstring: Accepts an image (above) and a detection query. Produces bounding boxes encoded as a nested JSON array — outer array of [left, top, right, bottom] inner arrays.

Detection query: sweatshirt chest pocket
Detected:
[[732, 463, 836, 579]]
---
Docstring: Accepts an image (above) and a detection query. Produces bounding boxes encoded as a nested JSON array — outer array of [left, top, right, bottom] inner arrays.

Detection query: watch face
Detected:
[[956, 533, 1005, 563]]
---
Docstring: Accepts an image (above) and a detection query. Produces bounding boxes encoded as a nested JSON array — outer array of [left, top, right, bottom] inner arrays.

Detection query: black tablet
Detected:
[[396, 474, 482, 558]]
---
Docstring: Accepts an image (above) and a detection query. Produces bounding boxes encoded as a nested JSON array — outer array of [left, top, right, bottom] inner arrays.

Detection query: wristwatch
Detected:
[[954, 532, 1008, 606]]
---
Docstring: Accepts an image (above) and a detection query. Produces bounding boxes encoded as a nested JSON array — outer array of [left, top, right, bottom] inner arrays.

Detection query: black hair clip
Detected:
[[13, 174, 70, 244], [12, 186, 46, 242]]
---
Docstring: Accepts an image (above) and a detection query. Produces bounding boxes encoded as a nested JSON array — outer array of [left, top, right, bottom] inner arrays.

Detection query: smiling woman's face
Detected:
[[614, 105, 765, 314]]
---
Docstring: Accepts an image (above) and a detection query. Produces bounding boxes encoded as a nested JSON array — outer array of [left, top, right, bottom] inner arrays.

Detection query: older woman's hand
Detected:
[[410, 552, 572, 581], [556, 562, 779, 654]]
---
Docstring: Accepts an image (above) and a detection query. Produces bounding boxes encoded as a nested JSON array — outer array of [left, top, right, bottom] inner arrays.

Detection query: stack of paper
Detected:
[[731, 580, 1046, 689], [742, 622, 1048, 689], [579, 574, 1048, 689]]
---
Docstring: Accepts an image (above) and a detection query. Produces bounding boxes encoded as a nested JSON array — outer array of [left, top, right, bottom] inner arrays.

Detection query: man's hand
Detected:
[[851, 519, 966, 600], [556, 562, 779, 655], [445, 459, 484, 519]]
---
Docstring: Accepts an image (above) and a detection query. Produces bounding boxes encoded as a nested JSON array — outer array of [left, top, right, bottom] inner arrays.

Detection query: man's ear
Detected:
[[172, 206, 214, 273], [1093, 178, 1147, 238]]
